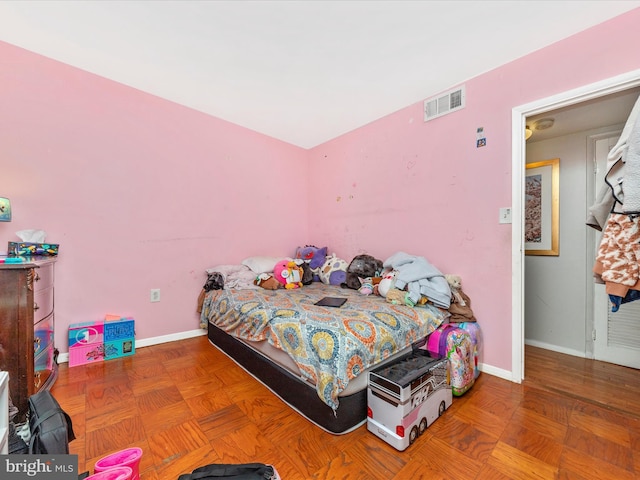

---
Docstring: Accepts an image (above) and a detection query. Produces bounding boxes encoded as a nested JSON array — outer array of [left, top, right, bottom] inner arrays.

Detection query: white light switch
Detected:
[[499, 207, 512, 224]]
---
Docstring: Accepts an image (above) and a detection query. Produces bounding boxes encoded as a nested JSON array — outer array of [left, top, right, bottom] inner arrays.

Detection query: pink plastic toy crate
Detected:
[[68, 321, 105, 367]]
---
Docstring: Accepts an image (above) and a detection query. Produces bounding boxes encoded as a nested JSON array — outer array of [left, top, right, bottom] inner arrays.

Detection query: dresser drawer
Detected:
[[33, 344, 55, 391], [33, 263, 54, 291], [33, 285, 54, 322], [34, 314, 54, 358], [34, 344, 54, 374]]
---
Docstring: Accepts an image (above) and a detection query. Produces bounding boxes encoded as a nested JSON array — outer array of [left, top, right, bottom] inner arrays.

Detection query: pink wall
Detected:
[[1, 8, 640, 374], [0, 42, 309, 351], [308, 8, 640, 372]]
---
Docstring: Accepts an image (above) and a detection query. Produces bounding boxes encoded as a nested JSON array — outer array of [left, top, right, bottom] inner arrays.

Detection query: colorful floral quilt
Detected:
[[201, 282, 447, 410]]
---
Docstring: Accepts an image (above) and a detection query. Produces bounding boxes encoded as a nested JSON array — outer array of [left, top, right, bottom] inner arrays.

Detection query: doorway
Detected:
[[511, 68, 640, 382]]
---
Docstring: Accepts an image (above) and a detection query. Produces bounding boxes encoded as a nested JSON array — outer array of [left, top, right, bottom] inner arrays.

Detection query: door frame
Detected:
[[586, 131, 622, 360], [510, 68, 640, 382]]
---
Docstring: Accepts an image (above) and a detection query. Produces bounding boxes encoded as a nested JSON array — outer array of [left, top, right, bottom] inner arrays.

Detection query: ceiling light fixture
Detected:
[[525, 126, 533, 140], [533, 118, 555, 130]]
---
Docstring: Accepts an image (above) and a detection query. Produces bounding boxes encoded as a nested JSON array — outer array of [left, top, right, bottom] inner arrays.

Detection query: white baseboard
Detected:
[[56, 328, 207, 364], [135, 329, 207, 348], [524, 339, 586, 358], [458, 344, 585, 385], [55, 328, 520, 388], [478, 363, 513, 382]]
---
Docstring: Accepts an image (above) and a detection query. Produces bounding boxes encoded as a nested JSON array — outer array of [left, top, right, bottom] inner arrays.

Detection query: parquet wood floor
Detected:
[[50, 335, 640, 479]]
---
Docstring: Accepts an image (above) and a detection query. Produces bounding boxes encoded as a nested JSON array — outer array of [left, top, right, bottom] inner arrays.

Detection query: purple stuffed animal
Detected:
[[295, 245, 328, 282], [318, 253, 348, 286]]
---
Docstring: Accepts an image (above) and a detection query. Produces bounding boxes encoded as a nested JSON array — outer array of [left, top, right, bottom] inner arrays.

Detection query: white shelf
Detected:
[[0, 371, 8, 454]]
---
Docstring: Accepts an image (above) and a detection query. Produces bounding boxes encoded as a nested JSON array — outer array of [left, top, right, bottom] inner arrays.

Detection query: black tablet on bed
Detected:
[[314, 297, 347, 307]]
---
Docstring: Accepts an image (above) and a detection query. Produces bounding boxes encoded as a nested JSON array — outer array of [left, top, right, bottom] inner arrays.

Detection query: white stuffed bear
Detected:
[[445, 274, 466, 306], [376, 268, 398, 298]]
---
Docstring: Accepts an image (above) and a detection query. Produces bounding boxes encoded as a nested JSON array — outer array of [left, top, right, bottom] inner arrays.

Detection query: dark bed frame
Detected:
[[207, 322, 368, 434]]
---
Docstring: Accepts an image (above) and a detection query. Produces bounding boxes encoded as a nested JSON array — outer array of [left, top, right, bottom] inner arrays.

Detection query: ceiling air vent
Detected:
[[423, 85, 465, 122]]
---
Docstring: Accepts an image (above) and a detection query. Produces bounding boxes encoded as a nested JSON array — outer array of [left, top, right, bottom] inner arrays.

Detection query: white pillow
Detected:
[[241, 256, 284, 274], [205, 264, 251, 277]]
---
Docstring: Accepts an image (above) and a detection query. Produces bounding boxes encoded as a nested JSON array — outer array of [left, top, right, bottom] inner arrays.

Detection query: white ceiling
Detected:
[[526, 87, 640, 143], [1, 1, 639, 149]]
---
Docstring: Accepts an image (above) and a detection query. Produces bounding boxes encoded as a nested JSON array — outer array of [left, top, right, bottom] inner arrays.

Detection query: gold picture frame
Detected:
[[525, 158, 559, 256]]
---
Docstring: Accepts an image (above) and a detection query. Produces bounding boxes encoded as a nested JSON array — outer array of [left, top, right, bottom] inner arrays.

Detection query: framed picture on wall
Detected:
[[525, 158, 559, 256], [0, 197, 11, 222]]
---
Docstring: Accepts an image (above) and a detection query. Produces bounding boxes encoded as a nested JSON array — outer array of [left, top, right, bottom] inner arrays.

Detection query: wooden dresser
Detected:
[[0, 257, 58, 423]]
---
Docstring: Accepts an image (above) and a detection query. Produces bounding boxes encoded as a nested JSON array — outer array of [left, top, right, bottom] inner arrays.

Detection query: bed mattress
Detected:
[[208, 322, 395, 434], [236, 335, 413, 397], [202, 282, 448, 433]]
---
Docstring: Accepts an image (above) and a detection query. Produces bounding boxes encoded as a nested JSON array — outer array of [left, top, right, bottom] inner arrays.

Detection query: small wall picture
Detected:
[[525, 159, 559, 256], [0, 197, 11, 222]]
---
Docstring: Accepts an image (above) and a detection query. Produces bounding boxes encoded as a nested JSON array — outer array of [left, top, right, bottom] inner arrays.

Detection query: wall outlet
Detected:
[[499, 207, 512, 224], [150, 289, 161, 302]]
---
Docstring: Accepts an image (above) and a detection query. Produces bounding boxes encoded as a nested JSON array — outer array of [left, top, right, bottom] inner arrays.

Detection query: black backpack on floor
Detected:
[[28, 390, 75, 454], [177, 463, 277, 480]]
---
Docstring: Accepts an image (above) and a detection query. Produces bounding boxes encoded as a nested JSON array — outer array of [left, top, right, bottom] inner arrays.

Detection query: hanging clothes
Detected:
[[593, 213, 640, 296], [587, 94, 640, 229], [588, 94, 640, 311]]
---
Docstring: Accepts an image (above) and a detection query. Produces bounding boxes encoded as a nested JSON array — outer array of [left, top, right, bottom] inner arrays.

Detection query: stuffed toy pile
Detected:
[[295, 245, 328, 282], [342, 254, 384, 291], [273, 260, 304, 289]]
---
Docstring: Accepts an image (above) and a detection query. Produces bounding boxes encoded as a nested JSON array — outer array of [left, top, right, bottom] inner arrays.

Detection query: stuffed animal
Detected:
[[203, 272, 225, 292], [376, 268, 398, 298], [445, 274, 466, 306], [318, 253, 348, 286], [342, 254, 384, 290], [254, 273, 280, 290], [445, 274, 476, 322], [295, 245, 328, 282], [273, 260, 304, 289], [358, 277, 374, 295], [297, 260, 314, 285], [386, 288, 415, 307]]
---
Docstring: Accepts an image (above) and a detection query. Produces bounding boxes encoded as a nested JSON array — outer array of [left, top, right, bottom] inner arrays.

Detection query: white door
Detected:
[[592, 136, 640, 369]]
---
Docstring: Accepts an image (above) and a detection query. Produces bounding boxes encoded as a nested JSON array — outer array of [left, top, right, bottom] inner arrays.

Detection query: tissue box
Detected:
[[68, 321, 105, 367], [8, 242, 59, 256], [103, 317, 135, 360]]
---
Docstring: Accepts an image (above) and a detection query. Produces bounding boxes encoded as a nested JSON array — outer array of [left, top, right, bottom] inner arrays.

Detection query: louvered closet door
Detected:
[[592, 136, 640, 369]]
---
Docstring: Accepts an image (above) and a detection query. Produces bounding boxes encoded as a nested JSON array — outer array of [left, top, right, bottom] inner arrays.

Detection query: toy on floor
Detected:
[[367, 350, 452, 451]]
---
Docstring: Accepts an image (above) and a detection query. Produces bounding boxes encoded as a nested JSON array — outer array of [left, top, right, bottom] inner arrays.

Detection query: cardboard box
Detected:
[[104, 339, 135, 360], [68, 321, 104, 367], [104, 317, 135, 360]]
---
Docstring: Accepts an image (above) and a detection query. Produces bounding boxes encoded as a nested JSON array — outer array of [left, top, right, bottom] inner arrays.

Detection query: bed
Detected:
[[200, 269, 448, 434]]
